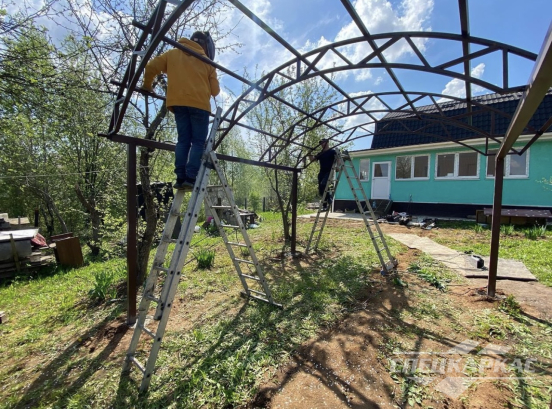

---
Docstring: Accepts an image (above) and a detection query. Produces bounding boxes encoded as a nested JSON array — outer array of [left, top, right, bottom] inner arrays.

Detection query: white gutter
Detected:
[[348, 133, 552, 158]]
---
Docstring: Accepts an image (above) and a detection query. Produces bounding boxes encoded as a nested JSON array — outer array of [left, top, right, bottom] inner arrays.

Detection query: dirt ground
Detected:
[[247, 220, 552, 409]]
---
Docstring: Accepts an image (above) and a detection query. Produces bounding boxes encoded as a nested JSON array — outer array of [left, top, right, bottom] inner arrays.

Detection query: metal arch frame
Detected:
[[107, 0, 542, 164], [256, 91, 535, 164], [215, 31, 537, 155]]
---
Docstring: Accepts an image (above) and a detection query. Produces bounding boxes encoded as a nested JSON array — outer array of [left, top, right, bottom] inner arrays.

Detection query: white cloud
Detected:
[[439, 62, 486, 100], [219, 0, 435, 87], [337, 90, 388, 131], [333, 0, 434, 80]]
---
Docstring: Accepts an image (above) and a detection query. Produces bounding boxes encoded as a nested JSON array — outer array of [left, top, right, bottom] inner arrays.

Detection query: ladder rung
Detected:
[[153, 266, 169, 273], [163, 238, 177, 244], [127, 355, 146, 374], [133, 50, 146, 56], [241, 274, 260, 281], [139, 323, 156, 339], [115, 96, 125, 104], [235, 258, 255, 265], [222, 224, 241, 229], [241, 291, 282, 307], [211, 205, 232, 209], [145, 294, 160, 304], [248, 289, 267, 296], [228, 242, 248, 247]]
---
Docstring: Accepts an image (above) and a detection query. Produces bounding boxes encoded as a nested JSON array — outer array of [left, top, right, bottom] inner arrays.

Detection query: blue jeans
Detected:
[[173, 106, 210, 181]]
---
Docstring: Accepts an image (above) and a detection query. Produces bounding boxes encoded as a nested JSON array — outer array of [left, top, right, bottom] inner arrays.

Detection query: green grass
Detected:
[[0, 216, 386, 408], [1, 216, 550, 408]]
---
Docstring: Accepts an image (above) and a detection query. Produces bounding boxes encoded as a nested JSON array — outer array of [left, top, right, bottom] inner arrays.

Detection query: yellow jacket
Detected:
[[142, 38, 220, 112]]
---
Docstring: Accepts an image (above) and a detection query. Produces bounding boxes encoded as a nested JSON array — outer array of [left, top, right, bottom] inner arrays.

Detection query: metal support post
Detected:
[[291, 170, 298, 255], [126, 143, 137, 325], [488, 156, 504, 297]]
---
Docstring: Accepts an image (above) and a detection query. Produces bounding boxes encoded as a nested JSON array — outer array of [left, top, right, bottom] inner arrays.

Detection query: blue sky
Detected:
[[211, 0, 551, 150]]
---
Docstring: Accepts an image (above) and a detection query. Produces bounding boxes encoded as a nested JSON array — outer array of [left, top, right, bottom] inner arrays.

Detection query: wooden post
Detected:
[[127, 144, 137, 325], [487, 156, 504, 297]]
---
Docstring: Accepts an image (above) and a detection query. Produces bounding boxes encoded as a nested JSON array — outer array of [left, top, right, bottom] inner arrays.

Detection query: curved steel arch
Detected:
[[107, 0, 544, 169], [255, 91, 525, 163]]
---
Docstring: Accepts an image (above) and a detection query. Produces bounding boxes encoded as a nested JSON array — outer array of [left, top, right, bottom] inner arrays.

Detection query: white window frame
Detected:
[[435, 151, 480, 180], [359, 158, 370, 181], [395, 154, 430, 181], [486, 149, 530, 179]]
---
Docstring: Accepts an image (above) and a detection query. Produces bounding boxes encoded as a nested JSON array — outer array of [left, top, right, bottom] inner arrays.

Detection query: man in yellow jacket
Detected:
[[142, 31, 220, 190]]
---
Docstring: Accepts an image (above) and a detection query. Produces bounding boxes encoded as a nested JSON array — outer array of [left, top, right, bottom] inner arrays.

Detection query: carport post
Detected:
[[291, 170, 299, 255], [487, 156, 504, 297], [126, 143, 137, 325]]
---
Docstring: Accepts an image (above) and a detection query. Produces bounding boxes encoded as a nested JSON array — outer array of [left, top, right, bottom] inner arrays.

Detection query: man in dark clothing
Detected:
[[309, 139, 337, 210]]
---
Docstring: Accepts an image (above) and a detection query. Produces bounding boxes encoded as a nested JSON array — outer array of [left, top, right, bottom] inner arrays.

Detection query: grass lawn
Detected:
[[0, 213, 551, 408]]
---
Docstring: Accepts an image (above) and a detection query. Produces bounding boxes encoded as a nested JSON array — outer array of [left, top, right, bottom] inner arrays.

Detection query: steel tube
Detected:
[[127, 143, 137, 325], [487, 156, 504, 297]]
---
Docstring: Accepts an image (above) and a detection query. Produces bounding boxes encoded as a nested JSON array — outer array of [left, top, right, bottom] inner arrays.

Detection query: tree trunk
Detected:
[[74, 183, 101, 256], [272, 168, 291, 244], [136, 148, 158, 284], [135, 103, 168, 285]]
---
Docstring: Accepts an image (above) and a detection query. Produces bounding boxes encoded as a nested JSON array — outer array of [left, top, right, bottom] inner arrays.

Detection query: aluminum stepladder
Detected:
[[123, 107, 280, 392], [305, 150, 397, 273]]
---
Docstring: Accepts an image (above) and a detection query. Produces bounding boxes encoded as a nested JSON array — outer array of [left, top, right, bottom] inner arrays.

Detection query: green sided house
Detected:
[[333, 92, 552, 218]]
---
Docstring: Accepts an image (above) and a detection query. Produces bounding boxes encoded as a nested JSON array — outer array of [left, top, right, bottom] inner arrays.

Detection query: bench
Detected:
[[477, 208, 551, 225]]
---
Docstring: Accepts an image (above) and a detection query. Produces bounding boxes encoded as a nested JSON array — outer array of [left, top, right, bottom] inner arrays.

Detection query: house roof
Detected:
[[371, 90, 552, 149]]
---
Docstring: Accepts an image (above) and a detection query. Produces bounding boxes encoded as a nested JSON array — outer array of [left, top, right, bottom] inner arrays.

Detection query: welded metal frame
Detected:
[[107, 0, 544, 163], [102, 0, 552, 319]]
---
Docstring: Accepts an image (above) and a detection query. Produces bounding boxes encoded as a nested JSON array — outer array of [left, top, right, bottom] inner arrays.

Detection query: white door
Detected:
[[371, 161, 391, 199]]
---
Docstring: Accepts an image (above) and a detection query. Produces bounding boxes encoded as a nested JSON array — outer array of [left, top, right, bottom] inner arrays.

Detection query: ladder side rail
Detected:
[[208, 151, 276, 304], [342, 162, 389, 271], [122, 189, 186, 372], [307, 158, 343, 253], [138, 108, 222, 391], [139, 162, 211, 391], [305, 154, 342, 253], [346, 161, 395, 265], [203, 193, 251, 295]]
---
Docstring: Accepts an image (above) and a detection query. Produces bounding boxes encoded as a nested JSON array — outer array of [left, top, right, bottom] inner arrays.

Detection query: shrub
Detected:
[[474, 224, 484, 234], [197, 249, 215, 269], [500, 224, 515, 236], [499, 294, 522, 317], [89, 270, 117, 302], [524, 226, 546, 240]]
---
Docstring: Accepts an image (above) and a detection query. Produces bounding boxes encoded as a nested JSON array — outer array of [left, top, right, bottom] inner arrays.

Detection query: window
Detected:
[[374, 163, 389, 177], [486, 149, 529, 178], [458, 152, 478, 177], [396, 155, 429, 180], [436, 152, 479, 179], [436, 154, 455, 178], [359, 159, 370, 180]]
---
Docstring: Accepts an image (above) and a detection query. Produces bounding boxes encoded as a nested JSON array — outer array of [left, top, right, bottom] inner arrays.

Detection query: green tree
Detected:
[[63, 0, 241, 283], [248, 69, 338, 243]]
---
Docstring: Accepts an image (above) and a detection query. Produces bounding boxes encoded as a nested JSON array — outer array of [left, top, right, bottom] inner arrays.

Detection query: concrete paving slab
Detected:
[[388, 233, 537, 282]]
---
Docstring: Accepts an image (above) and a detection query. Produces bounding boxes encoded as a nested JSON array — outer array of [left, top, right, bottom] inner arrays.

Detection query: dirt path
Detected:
[[251, 222, 552, 409]]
